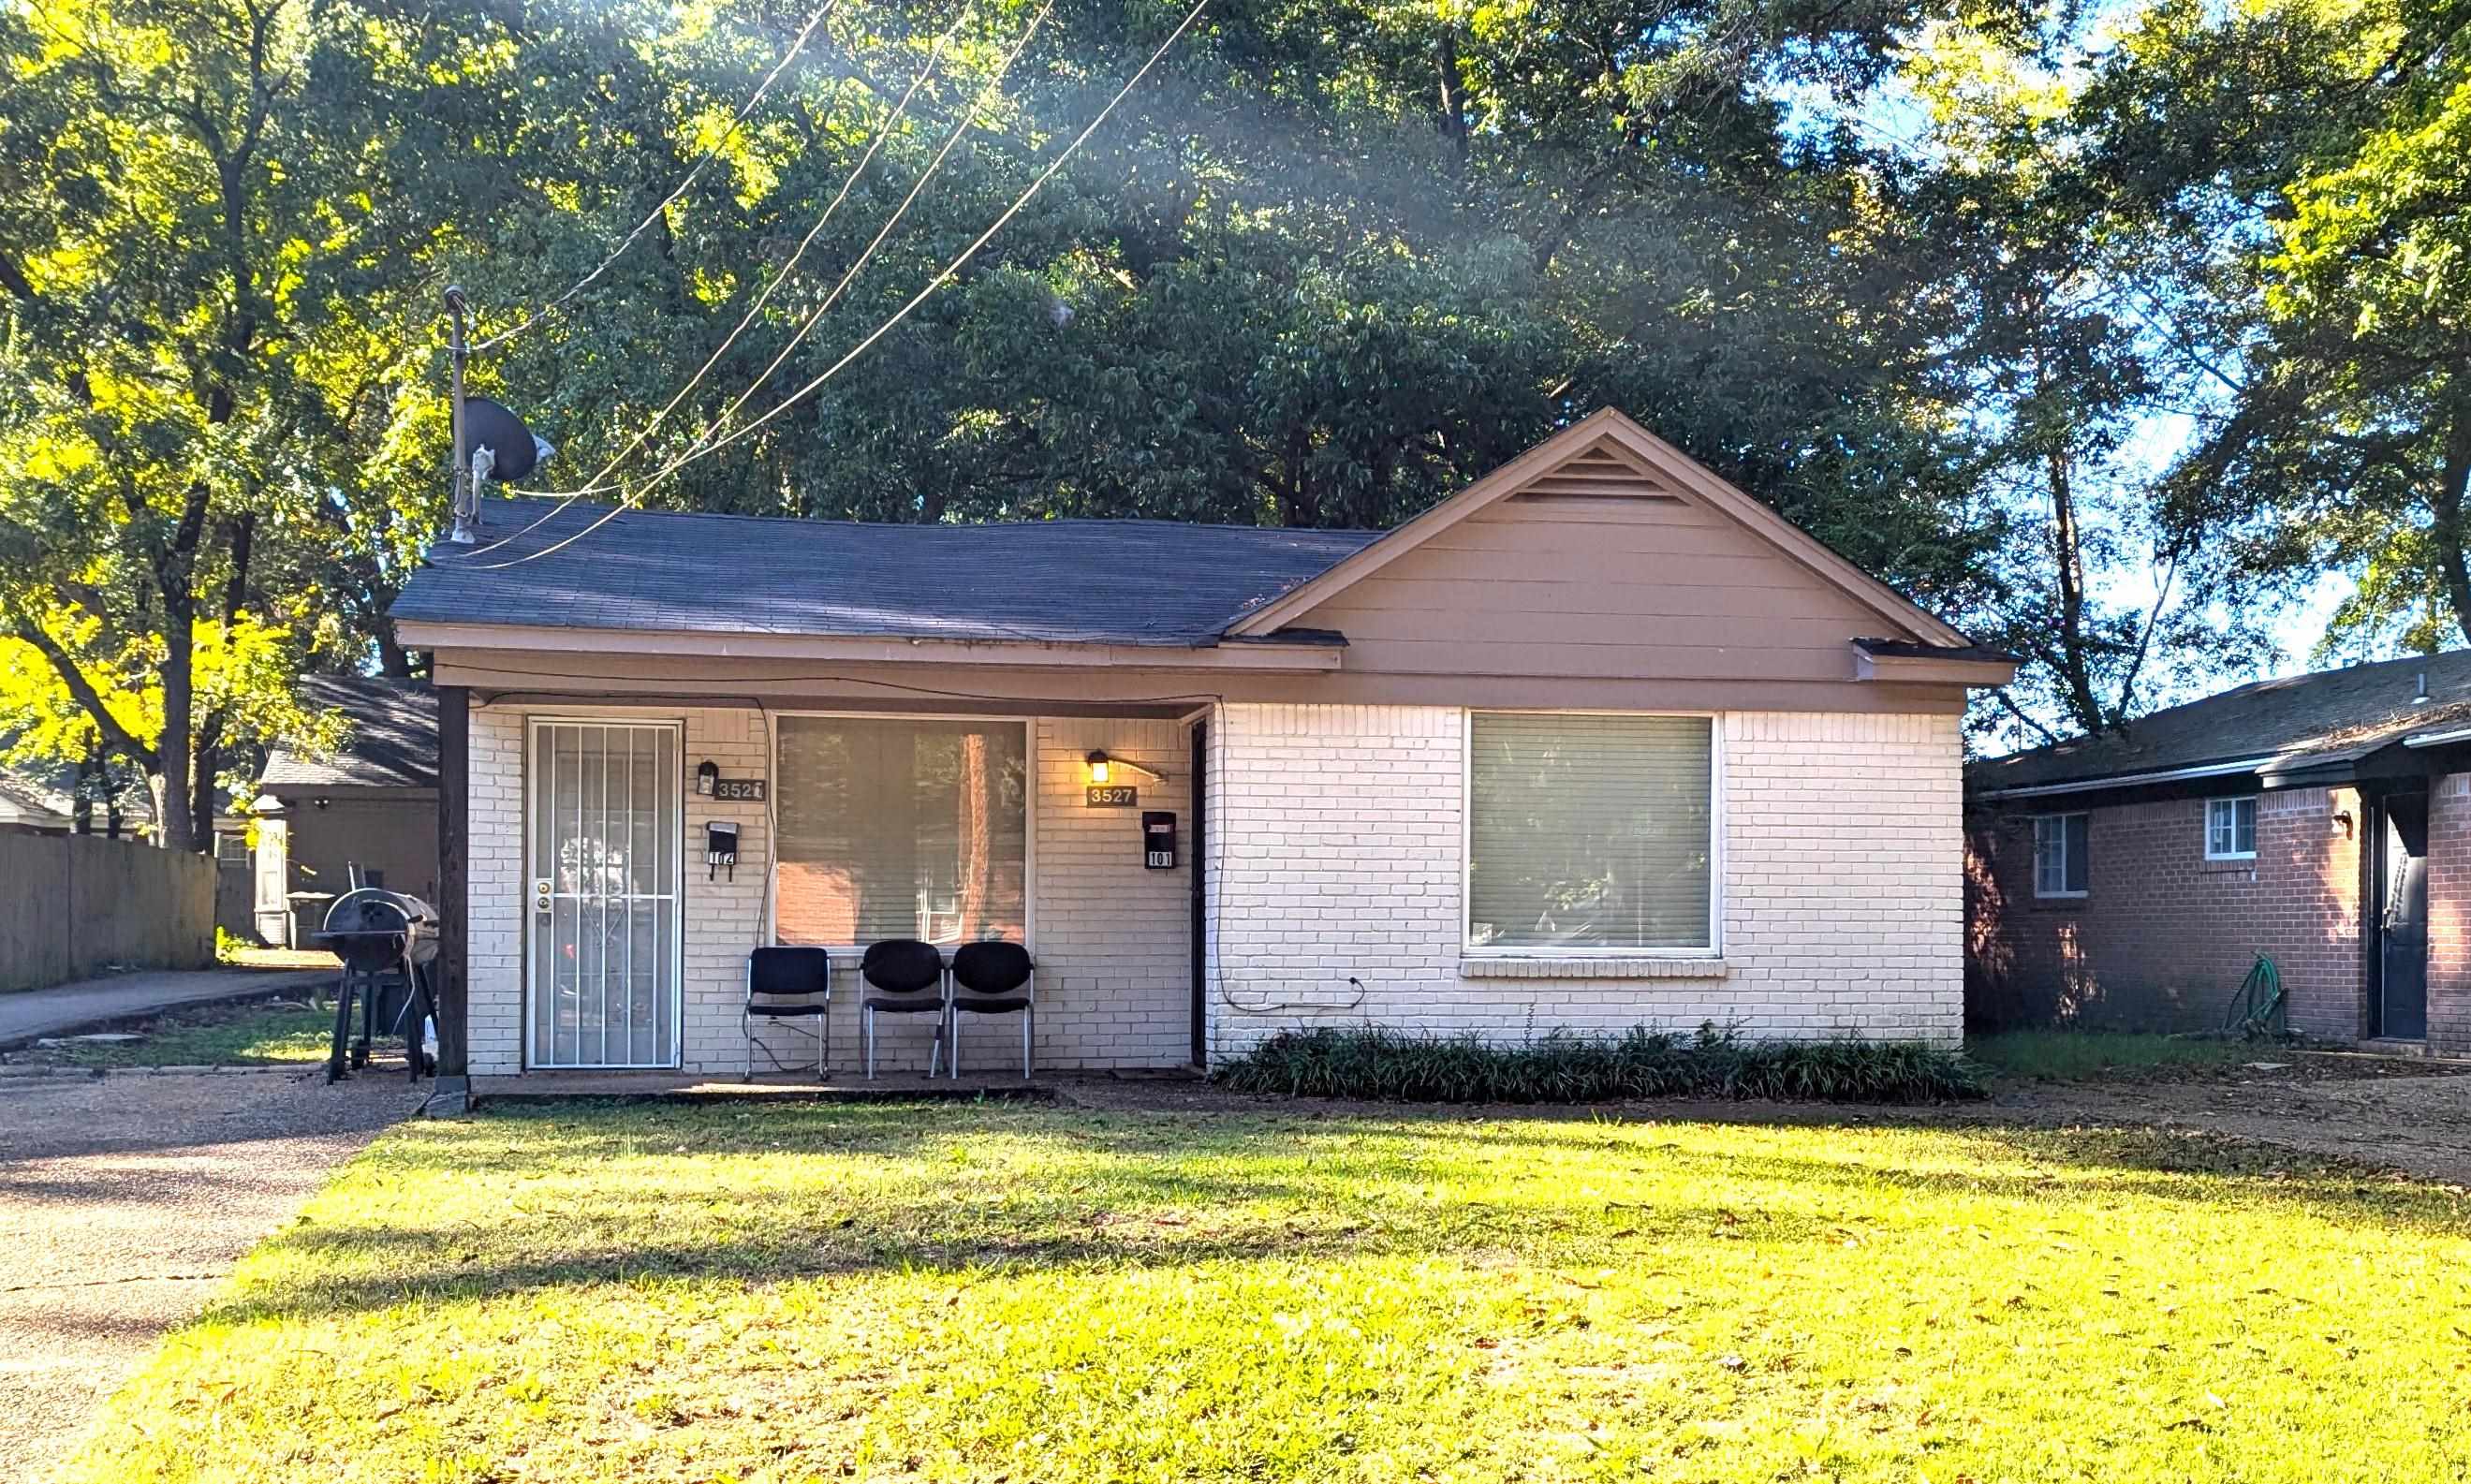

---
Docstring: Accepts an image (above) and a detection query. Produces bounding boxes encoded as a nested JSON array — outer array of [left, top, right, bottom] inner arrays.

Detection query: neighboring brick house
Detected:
[[389, 408, 2013, 1088], [1968, 651, 2471, 1051]]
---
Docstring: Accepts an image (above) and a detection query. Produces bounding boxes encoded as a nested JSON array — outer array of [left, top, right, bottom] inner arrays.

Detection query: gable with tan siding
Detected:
[[1287, 435, 1917, 685]]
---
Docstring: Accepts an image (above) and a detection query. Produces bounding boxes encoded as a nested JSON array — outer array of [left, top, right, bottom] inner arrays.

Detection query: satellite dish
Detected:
[[463, 397, 543, 483]]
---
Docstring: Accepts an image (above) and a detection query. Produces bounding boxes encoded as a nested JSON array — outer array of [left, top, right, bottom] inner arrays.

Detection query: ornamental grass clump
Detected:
[[1213, 1023, 1986, 1104]]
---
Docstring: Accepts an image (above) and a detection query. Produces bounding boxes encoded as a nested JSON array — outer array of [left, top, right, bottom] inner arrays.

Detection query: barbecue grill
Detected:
[[313, 888, 439, 1082]]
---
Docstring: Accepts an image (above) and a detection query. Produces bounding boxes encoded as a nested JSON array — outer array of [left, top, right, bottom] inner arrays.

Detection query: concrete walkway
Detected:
[[0, 1071, 420, 1483], [0, 967, 336, 1051]]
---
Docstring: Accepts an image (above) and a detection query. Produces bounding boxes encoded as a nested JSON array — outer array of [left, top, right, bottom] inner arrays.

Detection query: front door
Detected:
[[2375, 790, 2430, 1040], [528, 720, 683, 1068]]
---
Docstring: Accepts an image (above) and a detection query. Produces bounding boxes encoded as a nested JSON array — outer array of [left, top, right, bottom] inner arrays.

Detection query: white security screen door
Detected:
[[528, 720, 682, 1068]]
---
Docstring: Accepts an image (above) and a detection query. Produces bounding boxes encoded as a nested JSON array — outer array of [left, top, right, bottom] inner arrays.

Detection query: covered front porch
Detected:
[[460, 698, 1208, 1082]]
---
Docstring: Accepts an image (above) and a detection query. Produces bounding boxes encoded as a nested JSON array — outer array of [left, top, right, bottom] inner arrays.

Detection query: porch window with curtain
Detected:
[[773, 716, 1028, 946], [1466, 713, 1715, 953]]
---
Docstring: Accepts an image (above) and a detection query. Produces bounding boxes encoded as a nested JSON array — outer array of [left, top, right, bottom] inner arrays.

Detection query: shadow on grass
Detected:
[[201, 1100, 2469, 1327]]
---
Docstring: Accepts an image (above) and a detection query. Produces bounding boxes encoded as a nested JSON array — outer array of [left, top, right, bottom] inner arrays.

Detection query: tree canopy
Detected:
[[1, 0, 2458, 831]]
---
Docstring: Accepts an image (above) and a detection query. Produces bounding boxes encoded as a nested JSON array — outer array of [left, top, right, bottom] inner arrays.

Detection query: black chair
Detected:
[[744, 947, 831, 1080], [948, 940, 1036, 1079], [861, 938, 949, 1079]]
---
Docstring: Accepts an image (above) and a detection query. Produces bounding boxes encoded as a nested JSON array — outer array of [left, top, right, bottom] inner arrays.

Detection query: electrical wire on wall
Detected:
[[1198, 709, 1370, 1021]]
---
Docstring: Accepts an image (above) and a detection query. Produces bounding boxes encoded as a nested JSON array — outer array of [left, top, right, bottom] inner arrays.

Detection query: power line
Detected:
[[450, 3, 981, 559], [466, 0, 1213, 572], [496, 0, 1040, 515], [467, 0, 841, 354]]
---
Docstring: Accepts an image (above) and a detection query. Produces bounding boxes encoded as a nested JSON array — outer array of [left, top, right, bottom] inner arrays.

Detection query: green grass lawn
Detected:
[[1965, 1030, 2269, 1082], [65, 1102, 2471, 1483], [45, 998, 334, 1067]]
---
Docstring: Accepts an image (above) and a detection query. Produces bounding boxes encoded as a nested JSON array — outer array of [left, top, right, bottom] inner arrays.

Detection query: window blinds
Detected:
[[774, 716, 1027, 946], [1467, 713, 1714, 952]]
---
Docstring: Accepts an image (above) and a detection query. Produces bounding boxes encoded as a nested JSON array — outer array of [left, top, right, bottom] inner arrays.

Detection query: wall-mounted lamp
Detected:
[[2334, 809, 2356, 839], [696, 759, 719, 797], [312, 797, 331, 812], [1086, 749, 1167, 785]]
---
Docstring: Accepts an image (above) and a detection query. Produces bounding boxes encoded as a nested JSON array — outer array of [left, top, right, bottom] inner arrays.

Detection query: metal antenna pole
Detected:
[[445, 285, 475, 545]]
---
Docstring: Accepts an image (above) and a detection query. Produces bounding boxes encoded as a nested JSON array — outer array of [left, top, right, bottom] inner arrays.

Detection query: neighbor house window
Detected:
[[773, 716, 1027, 946], [2033, 813, 2090, 897], [1466, 713, 1714, 953], [213, 830, 250, 868], [2206, 796, 2258, 860]]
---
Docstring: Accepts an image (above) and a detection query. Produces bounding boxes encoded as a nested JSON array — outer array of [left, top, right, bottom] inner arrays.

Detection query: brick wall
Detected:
[[465, 702, 1189, 1076], [1203, 705, 1966, 1055], [1965, 786, 2366, 1036], [1022, 718, 1191, 1070], [2429, 774, 2471, 1054]]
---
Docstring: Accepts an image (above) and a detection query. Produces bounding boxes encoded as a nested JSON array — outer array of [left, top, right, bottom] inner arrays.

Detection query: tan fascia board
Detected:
[[1223, 407, 1975, 650], [1854, 649, 2017, 687], [394, 621, 1345, 671]]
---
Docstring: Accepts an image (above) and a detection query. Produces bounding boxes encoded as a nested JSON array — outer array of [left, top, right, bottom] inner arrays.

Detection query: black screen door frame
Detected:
[[2370, 787, 2431, 1040], [1189, 718, 1208, 1067]]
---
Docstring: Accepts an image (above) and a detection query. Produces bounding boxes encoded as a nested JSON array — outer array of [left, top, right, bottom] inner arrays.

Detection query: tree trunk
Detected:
[[72, 755, 96, 835], [377, 627, 413, 677], [2045, 443, 2107, 735], [190, 728, 221, 847], [2436, 408, 2471, 647], [158, 598, 199, 852]]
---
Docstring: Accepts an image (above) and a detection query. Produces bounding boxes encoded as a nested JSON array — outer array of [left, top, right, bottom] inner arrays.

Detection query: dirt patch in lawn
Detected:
[[4, 995, 334, 1069], [2036, 1047, 2471, 1083], [1059, 1052, 2471, 1186]]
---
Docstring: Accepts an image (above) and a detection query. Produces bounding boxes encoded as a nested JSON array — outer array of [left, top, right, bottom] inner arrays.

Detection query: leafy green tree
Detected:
[[2033, 0, 2471, 663]]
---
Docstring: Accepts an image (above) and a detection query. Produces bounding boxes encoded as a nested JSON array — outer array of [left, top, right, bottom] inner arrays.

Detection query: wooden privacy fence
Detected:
[[0, 832, 216, 992]]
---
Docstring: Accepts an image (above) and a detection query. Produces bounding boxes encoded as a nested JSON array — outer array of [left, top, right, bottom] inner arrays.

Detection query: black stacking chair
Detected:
[[948, 941, 1036, 1079], [743, 946, 831, 1080], [860, 938, 949, 1080]]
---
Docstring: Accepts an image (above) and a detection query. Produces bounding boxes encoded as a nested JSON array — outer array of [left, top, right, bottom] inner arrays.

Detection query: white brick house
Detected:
[[392, 409, 2010, 1084]]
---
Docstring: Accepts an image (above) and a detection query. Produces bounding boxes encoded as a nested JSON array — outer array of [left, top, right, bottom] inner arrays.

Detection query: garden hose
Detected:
[[2223, 953, 2284, 1036]]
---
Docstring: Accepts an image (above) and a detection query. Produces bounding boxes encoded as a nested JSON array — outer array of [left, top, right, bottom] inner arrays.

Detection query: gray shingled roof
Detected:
[[1974, 649, 2471, 793], [0, 771, 71, 821], [390, 500, 1385, 646], [261, 676, 438, 791]]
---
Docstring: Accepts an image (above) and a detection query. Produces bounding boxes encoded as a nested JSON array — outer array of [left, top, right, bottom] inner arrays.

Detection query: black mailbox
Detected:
[[1142, 811, 1177, 870]]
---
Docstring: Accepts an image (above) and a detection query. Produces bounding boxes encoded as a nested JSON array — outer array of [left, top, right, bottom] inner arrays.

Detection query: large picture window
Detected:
[[1466, 713, 1714, 954], [774, 716, 1027, 946]]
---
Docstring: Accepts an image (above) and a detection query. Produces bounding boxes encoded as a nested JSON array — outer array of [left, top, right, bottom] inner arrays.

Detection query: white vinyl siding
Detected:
[[1465, 713, 1715, 954], [773, 715, 1028, 947], [2034, 812, 2090, 897], [2206, 796, 2258, 860]]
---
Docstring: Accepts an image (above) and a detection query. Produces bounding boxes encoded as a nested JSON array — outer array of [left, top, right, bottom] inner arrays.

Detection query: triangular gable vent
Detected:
[[1508, 438, 1683, 504]]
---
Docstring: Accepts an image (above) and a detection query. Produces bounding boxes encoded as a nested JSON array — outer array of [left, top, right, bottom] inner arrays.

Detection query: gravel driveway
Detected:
[[0, 1071, 421, 1483]]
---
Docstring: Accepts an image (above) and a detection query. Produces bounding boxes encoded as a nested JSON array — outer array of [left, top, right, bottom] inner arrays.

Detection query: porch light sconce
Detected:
[[2334, 809, 2355, 839], [1086, 750, 1167, 786], [696, 759, 719, 797]]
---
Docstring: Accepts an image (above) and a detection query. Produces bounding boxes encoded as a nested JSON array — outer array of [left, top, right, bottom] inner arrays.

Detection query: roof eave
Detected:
[[1855, 648, 2016, 687], [1975, 755, 2284, 801], [396, 620, 1346, 671]]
